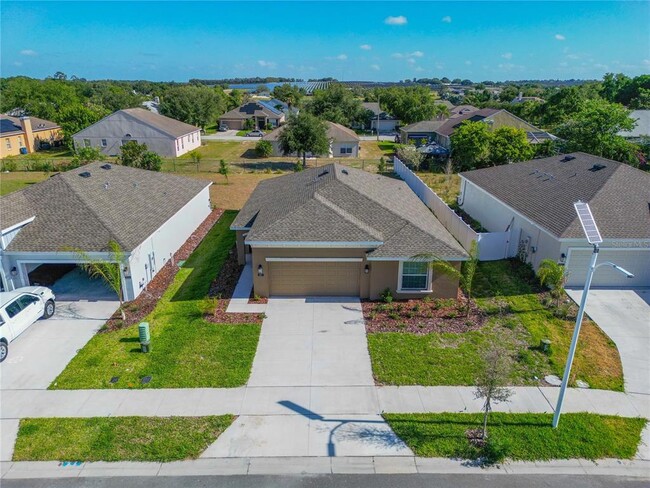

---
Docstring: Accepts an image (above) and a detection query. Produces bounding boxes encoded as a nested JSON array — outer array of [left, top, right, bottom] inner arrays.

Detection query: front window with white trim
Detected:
[[399, 261, 430, 291]]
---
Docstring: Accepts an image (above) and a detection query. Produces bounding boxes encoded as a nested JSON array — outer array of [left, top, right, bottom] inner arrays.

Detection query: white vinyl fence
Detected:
[[393, 157, 508, 260]]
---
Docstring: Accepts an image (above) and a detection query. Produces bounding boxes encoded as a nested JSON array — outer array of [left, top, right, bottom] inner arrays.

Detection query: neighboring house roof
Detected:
[[511, 96, 545, 104], [436, 108, 555, 143], [618, 110, 650, 139], [74, 108, 199, 139], [263, 121, 360, 143], [219, 102, 284, 120], [0, 162, 211, 252], [232, 164, 467, 260], [434, 100, 455, 109], [362, 102, 397, 120], [450, 105, 479, 118], [460, 152, 650, 240], [0, 115, 60, 136], [400, 120, 447, 134]]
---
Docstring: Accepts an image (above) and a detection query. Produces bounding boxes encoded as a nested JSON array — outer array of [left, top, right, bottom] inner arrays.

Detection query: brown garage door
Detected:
[[269, 261, 360, 296]]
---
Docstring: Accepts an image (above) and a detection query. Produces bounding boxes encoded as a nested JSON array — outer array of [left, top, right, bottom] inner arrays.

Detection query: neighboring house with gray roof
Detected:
[[361, 102, 399, 133], [618, 109, 650, 142], [218, 101, 285, 131], [262, 122, 360, 158], [72, 108, 201, 157], [0, 162, 212, 300], [458, 152, 650, 287], [231, 164, 467, 298], [400, 120, 447, 143]]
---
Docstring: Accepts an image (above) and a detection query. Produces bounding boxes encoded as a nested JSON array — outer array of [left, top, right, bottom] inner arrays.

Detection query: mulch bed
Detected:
[[362, 292, 486, 334], [249, 290, 268, 304], [102, 209, 224, 332]]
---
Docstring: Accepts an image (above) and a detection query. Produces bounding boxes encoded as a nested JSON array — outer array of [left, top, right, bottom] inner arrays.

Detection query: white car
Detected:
[[0, 286, 56, 363]]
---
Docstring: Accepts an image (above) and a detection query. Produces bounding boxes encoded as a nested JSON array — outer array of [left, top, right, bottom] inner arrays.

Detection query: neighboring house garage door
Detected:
[[565, 248, 650, 288], [269, 261, 360, 296]]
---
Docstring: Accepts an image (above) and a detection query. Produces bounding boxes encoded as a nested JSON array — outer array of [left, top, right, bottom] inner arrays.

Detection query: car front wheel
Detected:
[[0, 342, 7, 363], [43, 300, 55, 319]]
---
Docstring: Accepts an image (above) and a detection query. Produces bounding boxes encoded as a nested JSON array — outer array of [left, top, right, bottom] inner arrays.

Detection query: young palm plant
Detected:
[[537, 259, 567, 308]]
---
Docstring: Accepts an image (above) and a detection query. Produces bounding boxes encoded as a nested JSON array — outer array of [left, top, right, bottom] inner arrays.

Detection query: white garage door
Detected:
[[269, 261, 360, 296], [565, 248, 650, 288]]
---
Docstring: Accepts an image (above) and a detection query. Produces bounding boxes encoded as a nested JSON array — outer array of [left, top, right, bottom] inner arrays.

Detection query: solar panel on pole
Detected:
[[574, 201, 603, 244]]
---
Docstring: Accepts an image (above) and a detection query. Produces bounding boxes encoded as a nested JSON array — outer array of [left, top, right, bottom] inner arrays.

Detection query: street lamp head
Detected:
[[597, 261, 635, 278]]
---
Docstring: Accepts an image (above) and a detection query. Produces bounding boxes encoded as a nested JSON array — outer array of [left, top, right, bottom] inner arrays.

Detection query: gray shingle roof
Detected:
[[232, 164, 467, 260], [460, 152, 650, 239], [1, 162, 211, 252], [0, 115, 60, 136], [219, 102, 284, 120], [118, 108, 199, 138], [401, 120, 447, 133], [262, 121, 360, 143]]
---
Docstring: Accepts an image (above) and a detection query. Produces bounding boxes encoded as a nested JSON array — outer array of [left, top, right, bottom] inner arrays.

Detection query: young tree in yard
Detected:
[[159, 85, 228, 130], [74, 241, 127, 321], [414, 240, 479, 315], [395, 144, 424, 170], [537, 259, 567, 308], [218, 159, 230, 183], [450, 121, 492, 171], [305, 83, 366, 126], [272, 83, 305, 108], [71, 146, 106, 168], [255, 139, 273, 158], [278, 113, 330, 168], [118, 141, 162, 171], [189, 150, 202, 171], [475, 343, 514, 440], [488, 127, 535, 166]]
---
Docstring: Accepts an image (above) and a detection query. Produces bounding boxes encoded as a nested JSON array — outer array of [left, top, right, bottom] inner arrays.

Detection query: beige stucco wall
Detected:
[[235, 230, 247, 265], [250, 246, 460, 300]]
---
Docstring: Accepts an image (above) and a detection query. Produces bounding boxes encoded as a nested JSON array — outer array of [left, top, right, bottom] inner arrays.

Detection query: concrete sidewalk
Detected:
[[225, 264, 266, 314]]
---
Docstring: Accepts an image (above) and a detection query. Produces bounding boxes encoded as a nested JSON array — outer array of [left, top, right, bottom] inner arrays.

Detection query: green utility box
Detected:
[[139, 322, 151, 353]]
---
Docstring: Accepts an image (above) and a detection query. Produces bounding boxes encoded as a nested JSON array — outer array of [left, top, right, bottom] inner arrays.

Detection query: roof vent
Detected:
[[79, 171, 91, 178], [588, 164, 606, 172], [317, 170, 329, 178], [341, 169, 349, 175], [561, 155, 576, 162], [100, 163, 112, 170]]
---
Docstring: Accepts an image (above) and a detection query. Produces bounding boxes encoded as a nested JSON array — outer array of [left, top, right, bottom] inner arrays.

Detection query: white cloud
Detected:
[[409, 51, 424, 58], [336, 54, 348, 61], [643, 59, 650, 68], [555, 34, 566, 41], [594, 63, 609, 70], [20, 49, 37, 56], [257, 60, 277, 68], [498, 63, 516, 71], [13, 61, 23, 66], [465, 60, 472, 65], [441, 16, 452, 23], [370, 64, 380, 71], [501, 52, 512, 60], [414, 66, 425, 72], [566, 53, 580, 60], [407, 58, 416, 65], [360, 44, 372, 51], [435, 63, 444, 70], [391, 53, 404, 59], [385, 15, 407, 25]]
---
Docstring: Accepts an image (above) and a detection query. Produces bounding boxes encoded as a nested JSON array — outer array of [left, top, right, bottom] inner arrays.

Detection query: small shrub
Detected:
[[388, 312, 400, 320], [1, 159, 18, 172], [380, 288, 393, 304], [422, 296, 431, 304], [395, 303, 403, 312], [368, 311, 377, 321], [294, 161, 303, 172], [378, 157, 386, 173], [553, 303, 571, 319], [264, 167, 272, 174], [407, 311, 415, 319], [255, 140, 273, 158], [412, 303, 421, 312], [445, 311, 458, 319]]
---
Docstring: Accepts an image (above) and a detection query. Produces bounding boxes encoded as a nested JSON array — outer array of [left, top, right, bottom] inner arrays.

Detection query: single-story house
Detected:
[[458, 152, 650, 287], [511, 92, 545, 104], [262, 121, 361, 158], [434, 108, 556, 149], [231, 164, 468, 299], [218, 101, 285, 131], [0, 162, 212, 299], [73, 108, 201, 157], [1, 115, 63, 158], [618, 109, 649, 142], [361, 102, 399, 133], [399, 120, 447, 144], [449, 105, 479, 118]]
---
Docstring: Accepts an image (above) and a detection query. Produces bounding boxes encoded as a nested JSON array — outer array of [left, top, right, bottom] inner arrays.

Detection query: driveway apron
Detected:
[[204, 297, 412, 458]]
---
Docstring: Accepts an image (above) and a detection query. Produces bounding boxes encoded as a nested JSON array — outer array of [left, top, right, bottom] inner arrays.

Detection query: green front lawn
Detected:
[[384, 413, 646, 461], [51, 211, 261, 389], [368, 260, 623, 390], [0, 171, 50, 195], [13, 416, 233, 462]]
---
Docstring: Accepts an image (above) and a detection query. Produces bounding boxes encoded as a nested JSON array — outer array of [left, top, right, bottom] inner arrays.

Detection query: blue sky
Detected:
[[1, 1, 648, 82]]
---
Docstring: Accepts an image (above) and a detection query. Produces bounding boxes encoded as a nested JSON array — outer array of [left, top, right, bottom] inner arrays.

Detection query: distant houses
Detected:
[[0, 115, 62, 157], [73, 108, 201, 157], [218, 101, 286, 130], [262, 121, 360, 158], [361, 102, 399, 134], [618, 109, 649, 142]]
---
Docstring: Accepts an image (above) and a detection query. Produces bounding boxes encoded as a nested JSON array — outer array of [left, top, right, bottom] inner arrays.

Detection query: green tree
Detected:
[[70, 146, 106, 168], [537, 259, 567, 308], [556, 98, 638, 165], [278, 113, 330, 168], [271, 83, 304, 108], [372, 86, 440, 124], [118, 141, 162, 171], [450, 121, 492, 171], [305, 83, 366, 126], [395, 144, 423, 170], [218, 159, 230, 183], [59, 104, 110, 149], [488, 127, 535, 165], [255, 139, 273, 158], [74, 240, 127, 321], [159, 85, 227, 129], [188, 150, 202, 171]]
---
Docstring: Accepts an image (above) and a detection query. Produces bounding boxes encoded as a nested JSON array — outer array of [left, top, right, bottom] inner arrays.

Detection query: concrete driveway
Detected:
[[0, 300, 118, 390], [567, 289, 650, 395]]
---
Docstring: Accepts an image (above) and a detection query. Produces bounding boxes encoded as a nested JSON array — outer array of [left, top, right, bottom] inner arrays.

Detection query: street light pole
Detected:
[[552, 243, 599, 428], [376, 94, 381, 142]]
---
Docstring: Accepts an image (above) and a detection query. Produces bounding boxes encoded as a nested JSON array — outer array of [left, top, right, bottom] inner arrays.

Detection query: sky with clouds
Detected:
[[1, 1, 648, 82]]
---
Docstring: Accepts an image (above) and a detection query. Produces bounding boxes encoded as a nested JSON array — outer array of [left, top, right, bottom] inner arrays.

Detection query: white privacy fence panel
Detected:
[[393, 157, 508, 260]]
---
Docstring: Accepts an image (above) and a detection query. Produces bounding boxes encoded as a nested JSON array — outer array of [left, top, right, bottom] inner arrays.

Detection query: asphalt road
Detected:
[[5, 475, 649, 488]]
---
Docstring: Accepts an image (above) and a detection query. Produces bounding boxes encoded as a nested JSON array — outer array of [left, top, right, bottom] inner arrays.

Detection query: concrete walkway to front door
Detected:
[[203, 297, 411, 458]]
